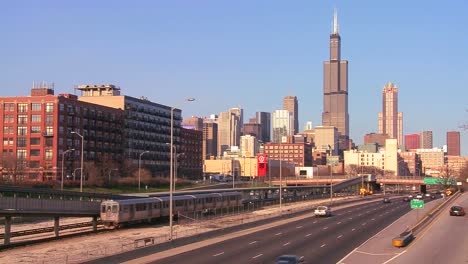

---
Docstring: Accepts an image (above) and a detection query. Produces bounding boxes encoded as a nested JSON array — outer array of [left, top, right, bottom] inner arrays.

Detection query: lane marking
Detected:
[[382, 251, 407, 264], [252, 254, 263, 259], [296, 226, 303, 229], [348, 217, 353, 220], [337, 235, 343, 239], [337, 247, 358, 264], [358, 214, 362, 216], [355, 250, 397, 256], [249, 241, 258, 245], [283, 242, 291, 246], [321, 244, 327, 248], [313, 221, 318, 224], [213, 252, 224, 257], [362, 223, 367, 226], [337, 221, 342, 225], [371, 218, 375, 221], [348, 210, 352, 213], [351, 228, 356, 231], [323, 226, 328, 230], [275, 232, 282, 236], [305, 233, 312, 237]]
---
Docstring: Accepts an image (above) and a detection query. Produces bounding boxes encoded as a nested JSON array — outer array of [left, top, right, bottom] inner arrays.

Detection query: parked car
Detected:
[[383, 197, 391, 203], [314, 206, 331, 217], [275, 255, 305, 264], [449, 206, 466, 216]]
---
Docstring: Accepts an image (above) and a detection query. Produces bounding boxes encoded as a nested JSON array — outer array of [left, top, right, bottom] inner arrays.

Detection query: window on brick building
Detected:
[[18, 103, 28, 112], [45, 103, 54, 113], [31, 103, 41, 111], [45, 149, 53, 159], [31, 114, 41, 123], [30, 138, 41, 145]]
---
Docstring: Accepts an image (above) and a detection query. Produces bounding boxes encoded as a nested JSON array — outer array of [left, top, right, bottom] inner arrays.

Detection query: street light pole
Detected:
[[61, 149, 74, 191], [279, 142, 282, 213], [170, 98, 195, 241], [139, 151, 150, 191], [71, 131, 84, 192]]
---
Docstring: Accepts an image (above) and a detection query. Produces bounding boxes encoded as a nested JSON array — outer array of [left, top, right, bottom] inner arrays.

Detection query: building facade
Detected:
[[322, 10, 349, 150], [179, 127, 203, 179], [240, 135, 259, 157], [272, 110, 293, 143], [77, 84, 178, 175], [202, 121, 217, 160], [242, 123, 262, 139], [446, 131, 460, 156], [404, 134, 420, 150], [217, 109, 242, 156], [283, 96, 298, 135], [264, 143, 312, 167], [314, 126, 339, 155], [1, 86, 124, 182], [364, 133, 389, 147], [255, 112, 271, 143], [181, 116, 203, 131], [420, 131, 433, 149], [413, 148, 445, 173], [378, 82, 403, 148]]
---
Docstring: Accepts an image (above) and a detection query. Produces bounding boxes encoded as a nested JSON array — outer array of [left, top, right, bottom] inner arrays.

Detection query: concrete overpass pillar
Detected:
[[92, 216, 98, 231], [54, 216, 60, 237], [4, 216, 11, 245]]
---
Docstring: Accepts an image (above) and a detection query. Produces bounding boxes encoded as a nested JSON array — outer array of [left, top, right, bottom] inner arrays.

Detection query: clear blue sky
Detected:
[[1, 0, 467, 155]]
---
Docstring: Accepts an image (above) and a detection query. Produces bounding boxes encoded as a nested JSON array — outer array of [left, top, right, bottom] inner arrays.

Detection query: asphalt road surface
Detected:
[[142, 200, 411, 264], [388, 193, 467, 264]]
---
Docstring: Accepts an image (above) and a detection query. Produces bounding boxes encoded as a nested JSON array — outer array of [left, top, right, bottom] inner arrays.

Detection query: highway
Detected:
[[388, 193, 467, 263], [117, 199, 412, 264]]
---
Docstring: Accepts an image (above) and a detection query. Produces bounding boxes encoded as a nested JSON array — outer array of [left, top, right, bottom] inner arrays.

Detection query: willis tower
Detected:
[[322, 9, 349, 152]]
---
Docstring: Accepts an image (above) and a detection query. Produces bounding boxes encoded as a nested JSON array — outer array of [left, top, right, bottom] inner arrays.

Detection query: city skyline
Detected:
[[1, 1, 467, 154]]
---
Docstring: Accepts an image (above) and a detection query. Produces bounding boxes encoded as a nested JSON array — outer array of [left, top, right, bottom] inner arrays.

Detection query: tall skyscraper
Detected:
[[202, 121, 218, 160], [378, 82, 403, 148], [283, 96, 298, 135], [447, 131, 460, 156], [217, 108, 241, 155], [272, 110, 293, 143], [255, 111, 271, 142], [404, 134, 420, 150], [420, 131, 433, 149], [322, 9, 349, 151]]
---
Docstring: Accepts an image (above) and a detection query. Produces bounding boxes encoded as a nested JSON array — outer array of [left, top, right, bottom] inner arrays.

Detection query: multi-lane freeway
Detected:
[[104, 198, 412, 264]]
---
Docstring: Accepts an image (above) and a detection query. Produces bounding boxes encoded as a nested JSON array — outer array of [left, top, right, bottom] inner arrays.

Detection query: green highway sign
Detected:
[[410, 199, 424, 209], [424, 178, 440, 185], [424, 177, 457, 185]]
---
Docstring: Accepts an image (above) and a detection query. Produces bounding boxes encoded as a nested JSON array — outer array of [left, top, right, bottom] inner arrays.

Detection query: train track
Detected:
[[0, 220, 103, 239]]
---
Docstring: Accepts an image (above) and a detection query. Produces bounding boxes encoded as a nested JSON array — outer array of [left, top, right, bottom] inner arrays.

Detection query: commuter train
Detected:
[[100, 192, 242, 228]]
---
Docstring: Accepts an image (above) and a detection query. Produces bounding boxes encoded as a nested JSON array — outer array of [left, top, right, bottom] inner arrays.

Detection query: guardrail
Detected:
[[0, 197, 100, 216], [0, 220, 102, 239]]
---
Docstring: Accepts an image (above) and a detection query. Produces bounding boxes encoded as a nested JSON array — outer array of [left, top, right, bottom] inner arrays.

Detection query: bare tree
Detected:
[[345, 164, 359, 177], [439, 166, 457, 190], [0, 153, 26, 184]]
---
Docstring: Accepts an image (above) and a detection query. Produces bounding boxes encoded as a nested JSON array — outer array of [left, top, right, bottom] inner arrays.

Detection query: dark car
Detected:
[[449, 206, 466, 216], [403, 197, 410, 202], [275, 255, 305, 264], [383, 197, 391, 203]]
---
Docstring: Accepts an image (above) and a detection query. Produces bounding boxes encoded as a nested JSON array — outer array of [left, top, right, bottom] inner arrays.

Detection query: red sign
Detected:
[[257, 154, 267, 177]]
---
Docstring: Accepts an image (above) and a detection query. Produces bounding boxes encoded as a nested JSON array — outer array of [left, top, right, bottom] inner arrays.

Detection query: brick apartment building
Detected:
[[0, 86, 124, 182]]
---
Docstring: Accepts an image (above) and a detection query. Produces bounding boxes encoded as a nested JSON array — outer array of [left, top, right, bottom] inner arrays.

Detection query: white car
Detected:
[[425, 193, 431, 197], [314, 206, 331, 217], [416, 194, 423, 199]]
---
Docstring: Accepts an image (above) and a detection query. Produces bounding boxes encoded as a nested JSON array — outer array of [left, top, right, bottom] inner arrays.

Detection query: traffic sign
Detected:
[[410, 199, 424, 209], [424, 178, 441, 185]]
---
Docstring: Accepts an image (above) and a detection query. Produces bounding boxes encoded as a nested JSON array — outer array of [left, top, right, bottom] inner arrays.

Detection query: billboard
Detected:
[[257, 154, 267, 177]]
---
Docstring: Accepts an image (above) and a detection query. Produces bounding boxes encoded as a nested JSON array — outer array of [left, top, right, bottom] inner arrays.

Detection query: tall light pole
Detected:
[[61, 149, 74, 191], [170, 98, 195, 241], [139, 151, 150, 190], [279, 142, 283, 213], [71, 131, 84, 192]]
